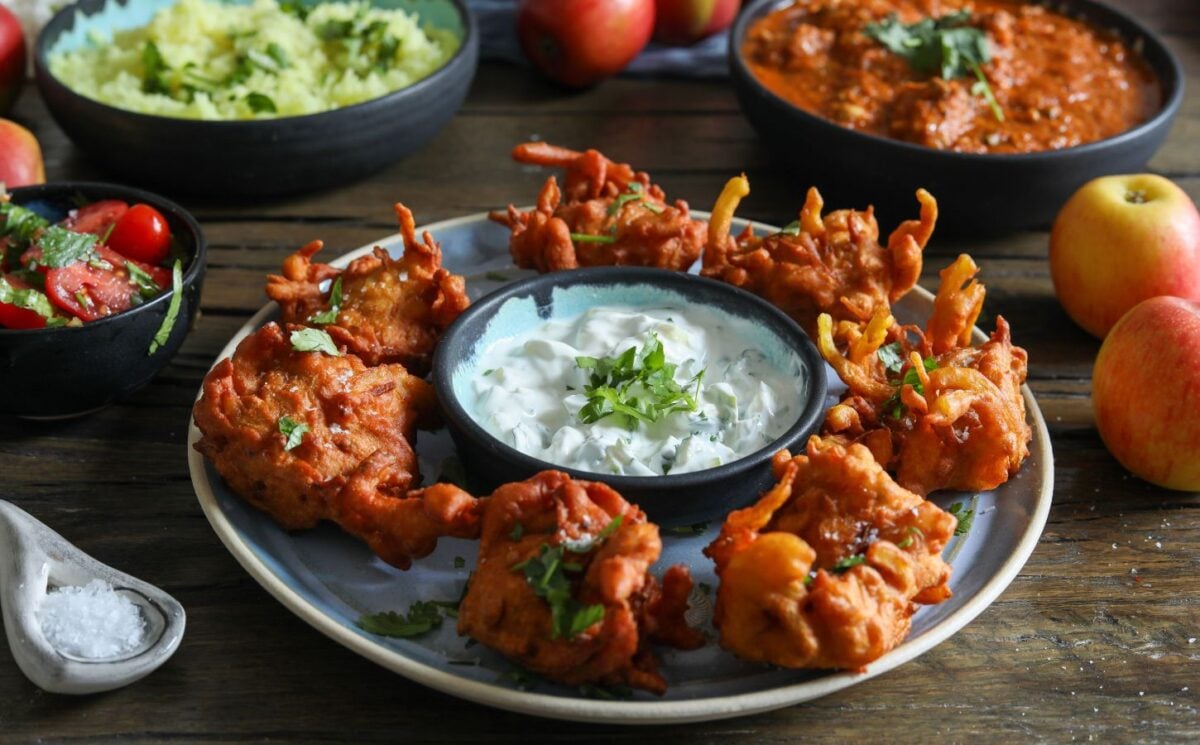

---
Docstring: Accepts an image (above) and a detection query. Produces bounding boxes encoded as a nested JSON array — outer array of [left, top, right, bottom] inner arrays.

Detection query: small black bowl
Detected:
[[33, 0, 478, 199], [0, 182, 206, 418], [431, 267, 828, 527], [730, 0, 1185, 234]]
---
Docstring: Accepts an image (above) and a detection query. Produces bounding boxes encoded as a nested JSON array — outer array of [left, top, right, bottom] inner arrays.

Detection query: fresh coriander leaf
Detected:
[[504, 666, 540, 691], [126, 261, 162, 299], [316, 19, 355, 40], [641, 201, 664, 215], [357, 601, 445, 638], [773, 219, 801, 237], [453, 556, 465, 569], [567, 603, 605, 637], [877, 342, 905, 373], [831, 554, 866, 572], [0, 202, 50, 250], [665, 521, 709, 536], [0, 275, 62, 325], [561, 515, 623, 554], [266, 42, 290, 69], [578, 683, 633, 700], [509, 521, 525, 541], [484, 270, 510, 281], [141, 41, 171, 94], [607, 191, 643, 216], [246, 92, 277, 114], [148, 260, 183, 355], [278, 415, 308, 450], [307, 276, 342, 324], [290, 327, 341, 356], [948, 497, 978, 536], [512, 542, 606, 640], [36, 226, 97, 268]]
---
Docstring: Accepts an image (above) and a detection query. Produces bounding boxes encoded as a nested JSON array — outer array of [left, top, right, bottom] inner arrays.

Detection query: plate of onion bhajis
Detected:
[[187, 144, 1053, 723]]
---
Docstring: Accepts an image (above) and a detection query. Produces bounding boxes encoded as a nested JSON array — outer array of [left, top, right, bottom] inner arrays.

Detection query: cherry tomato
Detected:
[[45, 246, 170, 321], [0, 275, 50, 329], [106, 204, 172, 265], [63, 199, 128, 237]]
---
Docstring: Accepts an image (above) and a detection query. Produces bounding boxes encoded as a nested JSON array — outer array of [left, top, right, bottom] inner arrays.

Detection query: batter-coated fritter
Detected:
[[265, 203, 469, 374], [457, 471, 703, 694], [488, 142, 707, 273], [702, 175, 935, 337], [704, 437, 956, 671], [819, 254, 1032, 496], [192, 322, 481, 569]]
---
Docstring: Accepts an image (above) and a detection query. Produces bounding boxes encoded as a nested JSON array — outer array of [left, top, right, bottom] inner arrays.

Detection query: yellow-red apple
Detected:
[[0, 118, 44, 188], [1092, 296, 1200, 491], [654, 0, 739, 45], [0, 5, 23, 115], [1050, 174, 1200, 338]]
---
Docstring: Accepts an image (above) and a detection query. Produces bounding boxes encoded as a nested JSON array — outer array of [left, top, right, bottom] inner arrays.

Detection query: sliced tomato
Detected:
[[45, 246, 169, 321], [63, 200, 129, 237], [107, 204, 172, 265]]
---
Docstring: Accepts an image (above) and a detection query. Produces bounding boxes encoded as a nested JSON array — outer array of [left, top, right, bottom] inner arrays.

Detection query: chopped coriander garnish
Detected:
[[948, 497, 978, 536], [560, 515, 622, 554], [864, 10, 1004, 122], [876, 341, 905, 374], [453, 556, 466, 569], [126, 261, 162, 299], [0, 201, 50, 251], [897, 526, 924, 549], [831, 554, 866, 572], [307, 276, 342, 324], [0, 275, 65, 326], [773, 219, 801, 237], [883, 354, 938, 419], [37, 225, 98, 268], [575, 334, 704, 431], [512, 541, 606, 640], [503, 667, 541, 691], [356, 601, 445, 638], [290, 327, 341, 356], [569, 233, 617, 244], [148, 260, 184, 355], [278, 415, 308, 451], [484, 270, 510, 282], [579, 683, 633, 700], [508, 521, 525, 542], [246, 92, 277, 114], [482, 368, 496, 377]]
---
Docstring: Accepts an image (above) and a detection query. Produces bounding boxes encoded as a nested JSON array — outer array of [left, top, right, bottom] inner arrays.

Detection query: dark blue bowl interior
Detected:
[[432, 267, 829, 527], [0, 182, 206, 418], [730, 0, 1185, 235], [33, 0, 479, 199]]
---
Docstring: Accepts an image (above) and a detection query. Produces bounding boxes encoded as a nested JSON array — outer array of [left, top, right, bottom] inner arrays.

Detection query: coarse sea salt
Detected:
[[38, 579, 146, 659]]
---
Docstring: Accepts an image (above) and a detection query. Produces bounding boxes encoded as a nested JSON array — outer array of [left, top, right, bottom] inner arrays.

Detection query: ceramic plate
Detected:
[[187, 212, 1054, 724]]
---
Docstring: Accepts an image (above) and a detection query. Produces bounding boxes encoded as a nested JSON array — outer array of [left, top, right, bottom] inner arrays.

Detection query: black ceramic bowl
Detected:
[[0, 182, 206, 418], [33, 0, 478, 199], [431, 267, 828, 527], [730, 0, 1185, 234]]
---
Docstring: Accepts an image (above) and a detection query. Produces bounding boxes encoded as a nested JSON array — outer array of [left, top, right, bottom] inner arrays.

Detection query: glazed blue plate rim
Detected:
[[186, 211, 1054, 724]]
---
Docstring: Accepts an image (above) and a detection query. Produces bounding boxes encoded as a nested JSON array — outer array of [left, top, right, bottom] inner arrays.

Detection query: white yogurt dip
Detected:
[[467, 305, 808, 476]]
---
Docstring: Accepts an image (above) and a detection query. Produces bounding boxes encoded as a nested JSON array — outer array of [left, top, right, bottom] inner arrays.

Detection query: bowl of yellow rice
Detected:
[[33, 0, 477, 197]]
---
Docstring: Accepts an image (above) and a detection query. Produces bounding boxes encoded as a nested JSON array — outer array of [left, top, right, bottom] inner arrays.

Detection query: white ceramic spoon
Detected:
[[0, 500, 185, 694]]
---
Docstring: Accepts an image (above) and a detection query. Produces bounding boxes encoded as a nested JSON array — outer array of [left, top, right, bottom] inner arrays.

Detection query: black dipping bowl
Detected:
[[731, 0, 1185, 234], [0, 183, 206, 418], [33, 0, 478, 199], [432, 267, 828, 527]]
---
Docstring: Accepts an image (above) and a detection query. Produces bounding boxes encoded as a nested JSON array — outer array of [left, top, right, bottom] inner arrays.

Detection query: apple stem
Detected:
[[1125, 189, 1148, 204]]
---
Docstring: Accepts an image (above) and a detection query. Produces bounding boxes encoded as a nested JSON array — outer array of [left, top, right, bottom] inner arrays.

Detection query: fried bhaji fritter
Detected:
[[488, 142, 707, 273], [192, 322, 481, 569], [704, 437, 956, 671], [701, 174, 935, 337], [818, 254, 1032, 496], [457, 471, 703, 694], [266, 203, 469, 374]]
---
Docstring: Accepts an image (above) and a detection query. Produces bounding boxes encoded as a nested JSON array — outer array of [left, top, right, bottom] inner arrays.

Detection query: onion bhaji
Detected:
[[701, 174, 936, 337], [192, 322, 482, 569], [265, 203, 470, 374], [818, 254, 1032, 496], [704, 437, 956, 671], [488, 142, 707, 273], [457, 471, 704, 694]]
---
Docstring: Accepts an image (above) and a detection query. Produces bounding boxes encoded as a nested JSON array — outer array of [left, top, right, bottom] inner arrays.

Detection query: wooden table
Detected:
[[2, 2, 1197, 740]]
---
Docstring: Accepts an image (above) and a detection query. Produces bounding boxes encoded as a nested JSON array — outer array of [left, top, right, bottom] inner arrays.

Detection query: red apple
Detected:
[[1092, 296, 1200, 491], [1050, 174, 1200, 338], [0, 118, 45, 188], [654, 0, 739, 45], [517, 0, 655, 88], [0, 4, 25, 115]]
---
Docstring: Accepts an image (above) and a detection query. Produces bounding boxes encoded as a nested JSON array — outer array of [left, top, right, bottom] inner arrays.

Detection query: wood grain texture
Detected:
[[2, 1, 1198, 741]]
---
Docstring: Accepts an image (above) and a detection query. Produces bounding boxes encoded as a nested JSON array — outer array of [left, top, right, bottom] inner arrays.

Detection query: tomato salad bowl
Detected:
[[0, 182, 206, 418]]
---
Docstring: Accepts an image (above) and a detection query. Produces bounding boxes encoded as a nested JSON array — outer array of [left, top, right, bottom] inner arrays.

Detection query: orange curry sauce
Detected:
[[743, 0, 1160, 153]]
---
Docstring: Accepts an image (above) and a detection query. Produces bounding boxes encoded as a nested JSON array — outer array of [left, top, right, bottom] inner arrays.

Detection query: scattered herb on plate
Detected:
[[278, 415, 308, 451]]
